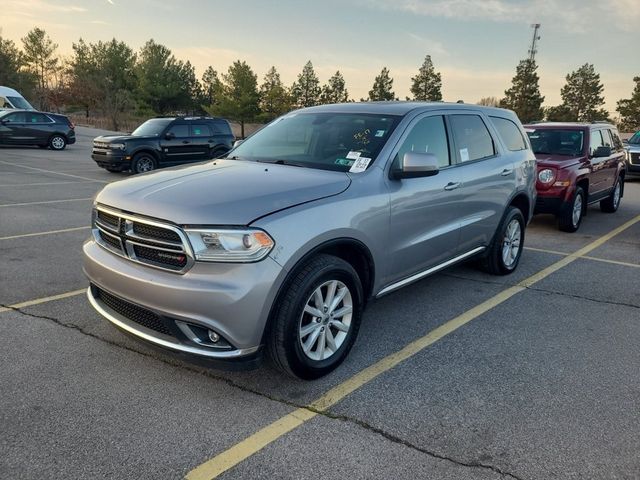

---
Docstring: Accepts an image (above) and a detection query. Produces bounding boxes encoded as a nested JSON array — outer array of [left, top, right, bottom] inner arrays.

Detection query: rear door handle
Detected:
[[501, 169, 513, 176], [444, 182, 461, 191]]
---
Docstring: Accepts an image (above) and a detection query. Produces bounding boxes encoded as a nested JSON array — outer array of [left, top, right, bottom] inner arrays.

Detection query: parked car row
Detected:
[[0, 109, 75, 150]]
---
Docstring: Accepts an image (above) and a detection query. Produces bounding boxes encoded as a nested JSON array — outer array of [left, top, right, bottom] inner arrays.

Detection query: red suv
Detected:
[[525, 122, 626, 232]]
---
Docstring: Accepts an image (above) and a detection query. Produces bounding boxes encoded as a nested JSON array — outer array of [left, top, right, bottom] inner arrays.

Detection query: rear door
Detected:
[[189, 123, 214, 159], [448, 113, 516, 253], [603, 128, 625, 187], [22, 112, 55, 144], [588, 129, 609, 195]]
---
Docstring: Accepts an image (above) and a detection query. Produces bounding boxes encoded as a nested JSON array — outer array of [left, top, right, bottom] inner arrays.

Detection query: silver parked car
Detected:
[[83, 102, 536, 379]]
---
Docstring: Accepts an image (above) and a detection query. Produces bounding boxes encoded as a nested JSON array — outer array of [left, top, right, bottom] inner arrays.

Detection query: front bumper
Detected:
[[626, 160, 640, 177], [92, 150, 129, 169], [83, 238, 285, 360], [534, 195, 566, 215]]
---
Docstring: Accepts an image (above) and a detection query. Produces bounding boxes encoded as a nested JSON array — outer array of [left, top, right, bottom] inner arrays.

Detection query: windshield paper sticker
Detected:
[[349, 157, 372, 173], [375, 130, 386, 137], [335, 158, 354, 166], [346, 151, 362, 160], [460, 148, 469, 162]]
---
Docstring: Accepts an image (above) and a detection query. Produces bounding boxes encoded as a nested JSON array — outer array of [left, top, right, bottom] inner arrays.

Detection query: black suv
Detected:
[[0, 109, 76, 150], [92, 116, 234, 173]]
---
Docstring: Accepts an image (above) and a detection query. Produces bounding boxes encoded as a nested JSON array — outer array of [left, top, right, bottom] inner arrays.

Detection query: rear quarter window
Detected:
[[190, 124, 212, 137], [490, 116, 527, 151], [212, 121, 232, 135], [449, 114, 495, 162]]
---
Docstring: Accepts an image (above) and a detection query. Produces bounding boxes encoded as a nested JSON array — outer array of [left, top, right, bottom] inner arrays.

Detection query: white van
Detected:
[[0, 86, 35, 110]]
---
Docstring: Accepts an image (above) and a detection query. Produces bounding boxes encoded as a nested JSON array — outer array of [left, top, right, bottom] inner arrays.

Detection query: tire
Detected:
[[482, 206, 525, 275], [49, 135, 66, 151], [267, 254, 364, 380], [131, 152, 157, 174], [558, 186, 585, 232], [600, 176, 623, 213], [105, 167, 122, 173]]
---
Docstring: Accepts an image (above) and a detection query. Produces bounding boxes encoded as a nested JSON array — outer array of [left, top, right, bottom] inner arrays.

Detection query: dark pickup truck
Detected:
[[525, 122, 626, 232]]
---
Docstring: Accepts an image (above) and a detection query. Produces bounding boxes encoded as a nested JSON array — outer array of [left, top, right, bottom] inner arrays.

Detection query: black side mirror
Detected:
[[594, 146, 612, 158], [390, 152, 440, 180], [165, 132, 175, 140]]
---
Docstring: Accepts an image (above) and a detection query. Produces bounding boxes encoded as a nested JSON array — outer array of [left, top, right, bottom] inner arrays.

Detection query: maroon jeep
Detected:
[[525, 122, 626, 232]]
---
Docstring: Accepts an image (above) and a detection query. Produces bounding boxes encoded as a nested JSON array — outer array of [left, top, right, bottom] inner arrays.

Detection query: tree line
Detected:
[[1, 27, 639, 134]]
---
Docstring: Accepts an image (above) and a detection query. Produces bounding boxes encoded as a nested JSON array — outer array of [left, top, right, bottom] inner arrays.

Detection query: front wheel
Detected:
[[482, 206, 525, 275], [49, 135, 67, 151], [267, 254, 363, 379], [131, 153, 156, 174], [559, 186, 585, 232], [600, 176, 623, 213]]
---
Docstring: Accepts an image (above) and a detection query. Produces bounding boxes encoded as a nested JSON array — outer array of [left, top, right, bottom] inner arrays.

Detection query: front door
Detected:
[[189, 123, 215, 160], [160, 124, 198, 164], [386, 114, 463, 284], [0, 112, 28, 144]]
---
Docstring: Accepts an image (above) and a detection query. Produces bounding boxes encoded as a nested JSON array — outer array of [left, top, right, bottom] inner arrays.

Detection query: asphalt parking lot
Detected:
[[1, 128, 639, 480]]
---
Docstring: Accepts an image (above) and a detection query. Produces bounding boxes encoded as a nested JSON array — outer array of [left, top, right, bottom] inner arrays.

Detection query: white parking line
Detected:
[[0, 160, 108, 183], [524, 246, 640, 269], [0, 226, 90, 241], [0, 198, 93, 207], [0, 181, 99, 187], [0, 289, 86, 314]]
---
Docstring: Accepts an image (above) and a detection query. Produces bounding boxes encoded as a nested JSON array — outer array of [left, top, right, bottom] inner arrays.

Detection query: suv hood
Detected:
[[95, 160, 351, 225], [94, 134, 155, 143], [534, 153, 584, 169]]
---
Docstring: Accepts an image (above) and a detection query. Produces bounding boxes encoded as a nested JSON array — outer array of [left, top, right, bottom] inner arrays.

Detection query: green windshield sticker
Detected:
[[335, 158, 354, 166]]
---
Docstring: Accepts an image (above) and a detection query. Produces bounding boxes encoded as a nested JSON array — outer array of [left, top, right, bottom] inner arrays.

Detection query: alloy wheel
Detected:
[[501, 218, 522, 268]]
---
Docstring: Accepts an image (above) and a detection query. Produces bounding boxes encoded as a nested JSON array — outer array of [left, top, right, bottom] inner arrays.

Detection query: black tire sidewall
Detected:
[[560, 187, 584, 232], [276, 256, 363, 379], [132, 153, 156, 174]]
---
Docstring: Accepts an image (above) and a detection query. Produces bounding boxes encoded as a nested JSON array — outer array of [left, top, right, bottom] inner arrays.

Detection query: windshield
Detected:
[[6, 96, 34, 110], [131, 118, 173, 136], [628, 132, 640, 145], [527, 129, 584, 156], [229, 112, 400, 172]]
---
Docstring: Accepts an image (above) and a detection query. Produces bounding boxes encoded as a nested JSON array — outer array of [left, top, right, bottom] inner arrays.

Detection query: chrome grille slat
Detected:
[[93, 205, 194, 274]]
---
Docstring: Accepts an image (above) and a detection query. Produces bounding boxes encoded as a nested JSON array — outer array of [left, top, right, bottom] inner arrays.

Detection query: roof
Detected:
[[524, 121, 614, 129], [298, 101, 510, 116], [0, 86, 23, 96]]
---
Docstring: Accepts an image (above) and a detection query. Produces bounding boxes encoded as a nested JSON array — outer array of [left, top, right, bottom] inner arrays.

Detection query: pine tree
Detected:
[[410, 55, 442, 101], [558, 63, 608, 122], [320, 71, 349, 104], [500, 59, 544, 123], [201, 66, 222, 106], [477, 97, 500, 107], [259, 66, 292, 121], [616, 76, 640, 132], [21, 27, 60, 109], [291, 61, 321, 108], [209, 60, 260, 138], [368, 67, 395, 101]]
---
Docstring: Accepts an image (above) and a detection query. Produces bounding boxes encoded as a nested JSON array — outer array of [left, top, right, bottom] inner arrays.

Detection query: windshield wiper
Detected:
[[256, 159, 305, 168]]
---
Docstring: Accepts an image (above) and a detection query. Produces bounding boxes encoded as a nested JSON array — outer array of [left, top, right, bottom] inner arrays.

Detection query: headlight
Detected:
[[110, 143, 126, 150], [185, 228, 274, 262], [538, 168, 555, 184]]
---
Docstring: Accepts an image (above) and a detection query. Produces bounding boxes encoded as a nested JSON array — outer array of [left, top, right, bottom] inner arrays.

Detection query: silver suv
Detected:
[[83, 102, 536, 379]]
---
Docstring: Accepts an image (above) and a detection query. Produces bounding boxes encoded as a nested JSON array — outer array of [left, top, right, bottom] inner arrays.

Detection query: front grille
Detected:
[[93, 142, 110, 149], [133, 223, 181, 243], [631, 152, 640, 165], [93, 205, 192, 273], [133, 244, 187, 270], [96, 287, 173, 337]]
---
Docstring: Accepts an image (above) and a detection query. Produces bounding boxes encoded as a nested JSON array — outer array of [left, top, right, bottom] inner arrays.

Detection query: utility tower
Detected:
[[528, 23, 541, 62]]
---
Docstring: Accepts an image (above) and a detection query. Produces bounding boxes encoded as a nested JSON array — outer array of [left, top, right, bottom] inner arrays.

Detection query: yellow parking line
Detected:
[[0, 160, 108, 183], [0, 289, 86, 314], [0, 197, 92, 207], [186, 213, 640, 480], [525, 246, 640, 269], [0, 226, 90, 241]]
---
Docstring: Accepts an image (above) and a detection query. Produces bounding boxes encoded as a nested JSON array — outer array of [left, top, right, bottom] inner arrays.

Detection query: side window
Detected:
[[489, 116, 527, 151], [211, 121, 232, 135], [0, 96, 10, 108], [449, 115, 495, 162], [27, 113, 50, 123], [589, 130, 604, 156], [167, 124, 189, 138], [190, 124, 211, 137], [4, 112, 26, 123], [395, 115, 450, 168], [601, 129, 613, 148], [609, 129, 623, 150]]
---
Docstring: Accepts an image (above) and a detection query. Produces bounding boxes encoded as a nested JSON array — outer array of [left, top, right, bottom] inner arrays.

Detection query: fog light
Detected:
[[208, 330, 220, 343]]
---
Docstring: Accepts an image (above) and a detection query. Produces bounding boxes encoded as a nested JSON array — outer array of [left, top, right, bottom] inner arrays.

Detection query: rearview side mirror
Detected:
[[164, 132, 175, 140], [594, 146, 612, 158], [390, 152, 440, 180]]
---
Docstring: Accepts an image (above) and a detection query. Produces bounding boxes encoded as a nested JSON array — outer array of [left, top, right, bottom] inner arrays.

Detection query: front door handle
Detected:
[[501, 169, 513, 176], [444, 182, 461, 191]]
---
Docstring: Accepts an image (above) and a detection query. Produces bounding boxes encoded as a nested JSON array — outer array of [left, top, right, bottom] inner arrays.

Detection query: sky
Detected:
[[1, 0, 638, 114]]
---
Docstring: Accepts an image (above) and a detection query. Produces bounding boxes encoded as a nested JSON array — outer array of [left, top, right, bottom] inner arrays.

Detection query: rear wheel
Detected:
[[267, 254, 363, 379], [482, 206, 525, 275], [49, 135, 66, 151], [131, 153, 156, 174], [600, 176, 622, 213], [559, 187, 584, 232]]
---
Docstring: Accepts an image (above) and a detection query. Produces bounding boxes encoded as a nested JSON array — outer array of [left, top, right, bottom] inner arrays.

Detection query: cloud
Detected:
[[3, 0, 86, 13], [90, 20, 110, 25], [406, 33, 448, 57], [106, 0, 115, 4], [361, 0, 639, 32]]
